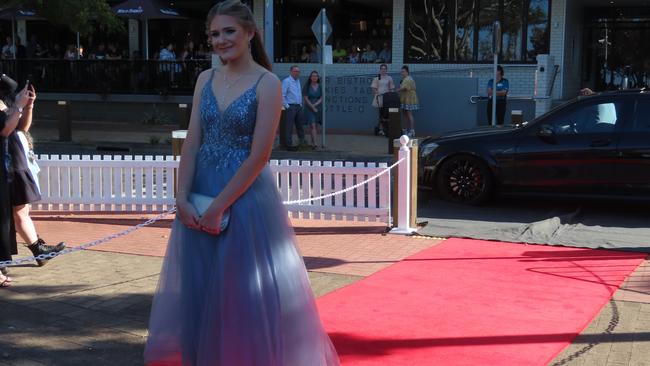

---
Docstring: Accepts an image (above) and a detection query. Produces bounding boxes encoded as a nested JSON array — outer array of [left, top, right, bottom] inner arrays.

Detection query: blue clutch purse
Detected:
[[188, 193, 230, 233]]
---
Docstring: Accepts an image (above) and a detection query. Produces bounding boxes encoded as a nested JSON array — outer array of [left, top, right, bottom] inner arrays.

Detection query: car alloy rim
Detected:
[[445, 159, 484, 201]]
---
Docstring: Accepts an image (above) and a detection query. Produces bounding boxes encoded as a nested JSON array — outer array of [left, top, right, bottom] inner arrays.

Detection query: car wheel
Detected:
[[436, 155, 493, 205]]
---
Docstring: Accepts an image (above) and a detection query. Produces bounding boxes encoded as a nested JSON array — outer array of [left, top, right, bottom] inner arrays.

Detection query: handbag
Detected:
[[188, 192, 231, 233]]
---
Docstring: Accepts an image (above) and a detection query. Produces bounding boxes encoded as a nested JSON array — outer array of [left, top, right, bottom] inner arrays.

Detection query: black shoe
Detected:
[[27, 239, 66, 267], [286, 146, 299, 152]]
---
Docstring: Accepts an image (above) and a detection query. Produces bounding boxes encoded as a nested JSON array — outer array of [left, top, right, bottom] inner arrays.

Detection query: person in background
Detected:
[[63, 45, 77, 60], [303, 70, 323, 149], [94, 43, 107, 60], [181, 41, 197, 61], [333, 41, 347, 63], [196, 43, 209, 59], [398, 65, 419, 137], [377, 42, 392, 63], [361, 43, 377, 63], [300, 45, 310, 63], [50, 43, 63, 59], [2, 36, 16, 59], [26, 35, 39, 58], [106, 43, 122, 59], [14, 37, 26, 59], [281, 65, 307, 150], [348, 45, 360, 64], [487, 65, 509, 125], [0, 75, 65, 268], [371, 63, 395, 136], [159, 42, 176, 61], [309, 43, 321, 63]]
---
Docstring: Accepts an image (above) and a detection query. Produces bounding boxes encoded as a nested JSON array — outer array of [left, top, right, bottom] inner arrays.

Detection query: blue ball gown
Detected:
[[144, 70, 340, 366]]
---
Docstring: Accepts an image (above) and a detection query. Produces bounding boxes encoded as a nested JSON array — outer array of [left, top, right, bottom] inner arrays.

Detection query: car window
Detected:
[[631, 99, 650, 132], [543, 101, 623, 135]]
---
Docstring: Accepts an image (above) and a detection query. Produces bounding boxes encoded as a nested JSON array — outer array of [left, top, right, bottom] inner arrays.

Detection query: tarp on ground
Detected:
[[417, 198, 650, 253]]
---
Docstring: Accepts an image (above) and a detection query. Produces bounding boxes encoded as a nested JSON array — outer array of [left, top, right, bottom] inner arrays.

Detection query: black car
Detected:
[[419, 90, 650, 204]]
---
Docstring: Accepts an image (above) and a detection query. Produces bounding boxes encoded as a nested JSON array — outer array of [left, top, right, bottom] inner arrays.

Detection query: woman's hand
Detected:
[[197, 202, 226, 235], [14, 85, 35, 109], [25, 84, 36, 108], [176, 198, 200, 230]]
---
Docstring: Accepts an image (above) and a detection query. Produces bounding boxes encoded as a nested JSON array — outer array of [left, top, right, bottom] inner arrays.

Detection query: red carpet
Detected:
[[317, 238, 646, 365]]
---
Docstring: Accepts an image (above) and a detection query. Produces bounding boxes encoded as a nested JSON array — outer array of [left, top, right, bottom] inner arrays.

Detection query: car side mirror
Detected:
[[537, 124, 554, 138]]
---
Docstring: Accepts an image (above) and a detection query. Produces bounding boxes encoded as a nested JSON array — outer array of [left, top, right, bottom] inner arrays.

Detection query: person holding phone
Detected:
[[1, 77, 32, 286], [371, 64, 395, 136], [0, 74, 65, 269]]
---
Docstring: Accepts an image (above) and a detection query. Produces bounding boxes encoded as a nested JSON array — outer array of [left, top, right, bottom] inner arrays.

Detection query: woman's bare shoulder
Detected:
[[256, 70, 280, 90]]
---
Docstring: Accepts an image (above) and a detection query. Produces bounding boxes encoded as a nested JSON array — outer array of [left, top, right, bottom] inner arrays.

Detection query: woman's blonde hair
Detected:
[[206, 0, 272, 71]]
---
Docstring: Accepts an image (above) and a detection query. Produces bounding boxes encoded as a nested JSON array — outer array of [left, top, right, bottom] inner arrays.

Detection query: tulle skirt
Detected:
[[144, 163, 339, 366]]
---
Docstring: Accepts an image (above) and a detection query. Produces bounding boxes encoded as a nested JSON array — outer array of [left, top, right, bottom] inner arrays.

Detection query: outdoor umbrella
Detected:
[[111, 0, 187, 59], [0, 8, 43, 59]]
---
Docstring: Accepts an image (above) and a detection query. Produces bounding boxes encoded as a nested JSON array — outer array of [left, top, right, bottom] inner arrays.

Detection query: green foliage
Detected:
[[8, 0, 124, 35]]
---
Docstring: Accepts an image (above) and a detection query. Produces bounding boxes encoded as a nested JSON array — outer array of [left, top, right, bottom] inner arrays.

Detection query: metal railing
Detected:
[[0, 59, 212, 95]]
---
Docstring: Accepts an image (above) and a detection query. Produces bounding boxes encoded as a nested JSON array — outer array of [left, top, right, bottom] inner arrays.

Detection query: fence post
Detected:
[[171, 130, 186, 196], [390, 135, 417, 234], [57, 100, 71, 142], [178, 103, 191, 129]]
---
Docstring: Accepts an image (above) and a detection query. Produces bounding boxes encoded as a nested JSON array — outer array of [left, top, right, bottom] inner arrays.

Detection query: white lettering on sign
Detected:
[[117, 7, 144, 15], [160, 8, 180, 16]]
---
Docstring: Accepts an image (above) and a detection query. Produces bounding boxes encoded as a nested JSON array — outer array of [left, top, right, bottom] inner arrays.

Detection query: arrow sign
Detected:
[[311, 9, 332, 46]]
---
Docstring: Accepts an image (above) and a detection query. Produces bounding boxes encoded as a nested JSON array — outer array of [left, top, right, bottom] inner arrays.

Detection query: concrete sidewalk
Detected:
[[0, 214, 435, 365], [1, 213, 648, 365]]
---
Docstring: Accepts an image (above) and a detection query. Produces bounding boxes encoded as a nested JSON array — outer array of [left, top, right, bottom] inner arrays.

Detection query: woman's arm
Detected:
[[18, 85, 36, 132], [0, 108, 20, 137], [199, 73, 282, 230], [0, 86, 31, 136], [175, 69, 212, 228], [303, 94, 314, 109]]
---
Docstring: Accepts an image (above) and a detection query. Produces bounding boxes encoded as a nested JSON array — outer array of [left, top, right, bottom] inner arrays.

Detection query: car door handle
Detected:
[[590, 139, 611, 147]]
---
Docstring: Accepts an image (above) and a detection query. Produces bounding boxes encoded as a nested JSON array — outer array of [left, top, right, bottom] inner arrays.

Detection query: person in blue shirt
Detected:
[[487, 65, 509, 125]]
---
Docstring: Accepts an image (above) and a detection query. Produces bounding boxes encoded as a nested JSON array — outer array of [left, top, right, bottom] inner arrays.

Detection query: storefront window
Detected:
[[405, 0, 550, 63], [273, 0, 393, 64], [477, 0, 498, 61], [455, 0, 476, 61], [406, 0, 448, 62], [502, 0, 523, 61], [526, 0, 550, 61]]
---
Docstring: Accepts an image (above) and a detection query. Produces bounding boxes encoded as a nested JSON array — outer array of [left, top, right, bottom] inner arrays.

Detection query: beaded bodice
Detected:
[[198, 70, 266, 168]]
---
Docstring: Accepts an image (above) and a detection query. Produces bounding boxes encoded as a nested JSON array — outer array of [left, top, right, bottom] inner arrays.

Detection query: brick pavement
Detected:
[[1, 212, 648, 365]]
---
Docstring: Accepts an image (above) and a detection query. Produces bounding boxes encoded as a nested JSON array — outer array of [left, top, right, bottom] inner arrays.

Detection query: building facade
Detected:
[[248, 0, 648, 133], [3, 0, 646, 134]]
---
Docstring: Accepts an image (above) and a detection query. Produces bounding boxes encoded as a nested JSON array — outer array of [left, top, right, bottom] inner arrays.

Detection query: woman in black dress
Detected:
[[0, 74, 65, 272], [1, 108, 19, 286]]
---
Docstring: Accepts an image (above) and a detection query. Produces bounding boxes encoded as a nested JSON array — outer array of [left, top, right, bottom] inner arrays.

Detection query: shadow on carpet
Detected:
[[417, 197, 650, 253]]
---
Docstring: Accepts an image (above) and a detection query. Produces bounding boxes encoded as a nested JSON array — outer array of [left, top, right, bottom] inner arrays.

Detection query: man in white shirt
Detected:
[[281, 65, 306, 150]]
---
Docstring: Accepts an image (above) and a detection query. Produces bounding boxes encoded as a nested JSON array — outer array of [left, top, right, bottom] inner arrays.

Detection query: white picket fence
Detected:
[[33, 155, 391, 223]]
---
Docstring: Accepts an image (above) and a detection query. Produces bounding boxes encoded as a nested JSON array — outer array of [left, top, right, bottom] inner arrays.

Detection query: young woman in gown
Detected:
[[144, 1, 340, 365]]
